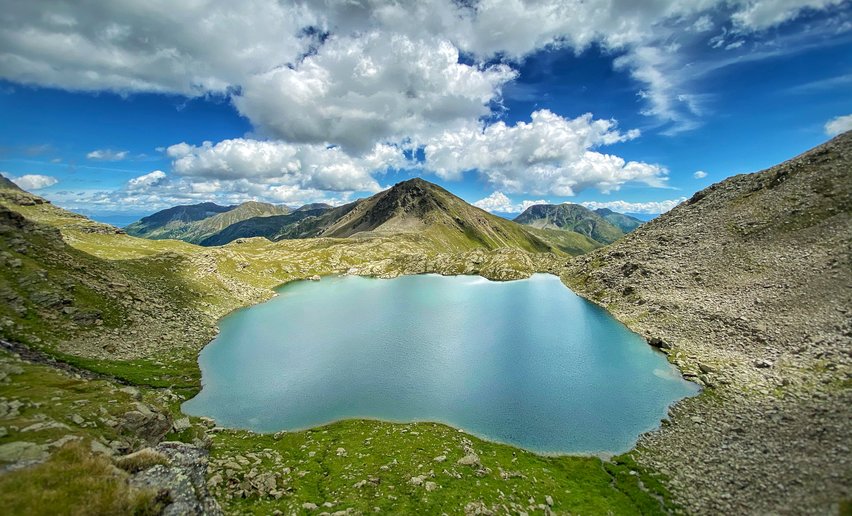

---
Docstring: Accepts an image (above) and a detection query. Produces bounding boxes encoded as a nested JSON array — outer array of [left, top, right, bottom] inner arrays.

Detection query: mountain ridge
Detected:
[[132, 178, 575, 253], [125, 200, 290, 244], [513, 203, 632, 244]]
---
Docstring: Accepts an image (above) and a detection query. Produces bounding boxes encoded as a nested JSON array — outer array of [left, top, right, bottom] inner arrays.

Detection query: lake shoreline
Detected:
[[184, 273, 697, 456]]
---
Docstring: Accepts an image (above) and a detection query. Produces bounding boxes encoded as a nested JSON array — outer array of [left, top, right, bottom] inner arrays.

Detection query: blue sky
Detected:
[[0, 1, 850, 225]]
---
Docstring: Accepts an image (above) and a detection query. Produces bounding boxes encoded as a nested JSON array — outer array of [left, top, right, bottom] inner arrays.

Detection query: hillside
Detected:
[[125, 201, 290, 243], [593, 208, 644, 233], [173, 201, 291, 244], [200, 203, 357, 246], [563, 132, 852, 513], [514, 203, 627, 244], [317, 178, 554, 252], [523, 226, 604, 255]]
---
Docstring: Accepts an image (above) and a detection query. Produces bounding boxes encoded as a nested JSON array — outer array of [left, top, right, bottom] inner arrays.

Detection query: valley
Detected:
[[0, 134, 849, 514]]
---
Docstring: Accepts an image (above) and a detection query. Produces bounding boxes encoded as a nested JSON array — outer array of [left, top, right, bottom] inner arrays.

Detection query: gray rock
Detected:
[[457, 453, 481, 467], [0, 441, 48, 462], [129, 441, 222, 516], [172, 417, 191, 432], [119, 402, 172, 444], [119, 386, 142, 400]]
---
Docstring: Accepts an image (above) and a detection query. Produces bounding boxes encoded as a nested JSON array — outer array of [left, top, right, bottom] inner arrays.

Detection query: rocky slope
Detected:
[[514, 203, 629, 244], [562, 132, 852, 514], [126, 201, 290, 244]]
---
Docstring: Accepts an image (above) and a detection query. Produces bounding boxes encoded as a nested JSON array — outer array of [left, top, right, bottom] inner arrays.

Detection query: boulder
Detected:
[[457, 453, 481, 467], [172, 417, 192, 432], [129, 442, 222, 516], [119, 402, 172, 444]]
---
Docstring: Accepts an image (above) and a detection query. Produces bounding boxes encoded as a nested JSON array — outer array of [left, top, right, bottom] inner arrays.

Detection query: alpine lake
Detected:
[[183, 273, 698, 455]]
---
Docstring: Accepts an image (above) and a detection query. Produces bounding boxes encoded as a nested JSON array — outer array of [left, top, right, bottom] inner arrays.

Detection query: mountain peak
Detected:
[[394, 177, 433, 188]]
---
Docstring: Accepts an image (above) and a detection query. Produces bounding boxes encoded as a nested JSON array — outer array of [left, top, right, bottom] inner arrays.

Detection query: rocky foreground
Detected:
[[563, 132, 852, 513]]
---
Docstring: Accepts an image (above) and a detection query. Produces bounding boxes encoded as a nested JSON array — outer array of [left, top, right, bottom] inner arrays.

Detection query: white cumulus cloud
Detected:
[[233, 32, 516, 152], [425, 109, 664, 196], [694, 170, 708, 178], [472, 191, 548, 213], [165, 138, 404, 192], [11, 174, 58, 190], [580, 198, 687, 214], [824, 113, 852, 136], [127, 170, 167, 190], [87, 149, 129, 161]]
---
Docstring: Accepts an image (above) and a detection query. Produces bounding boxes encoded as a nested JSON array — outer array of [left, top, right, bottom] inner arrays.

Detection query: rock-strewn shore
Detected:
[[563, 133, 852, 514]]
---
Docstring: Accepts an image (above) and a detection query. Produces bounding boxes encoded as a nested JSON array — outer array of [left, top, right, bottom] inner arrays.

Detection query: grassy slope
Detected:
[[175, 201, 291, 244], [210, 421, 671, 515], [0, 351, 168, 514], [124, 202, 233, 240], [0, 186, 674, 514], [524, 226, 604, 255]]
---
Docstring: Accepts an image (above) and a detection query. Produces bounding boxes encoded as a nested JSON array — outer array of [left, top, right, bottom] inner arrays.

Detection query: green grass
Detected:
[[55, 353, 202, 393], [0, 441, 164, 516], [526, 227, 604, 256], [208, 420, 673, 515]]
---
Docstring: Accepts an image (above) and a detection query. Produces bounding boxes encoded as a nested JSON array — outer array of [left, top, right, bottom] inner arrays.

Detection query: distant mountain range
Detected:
[[513, 204, 643, 244], [125, 201, 291, 244], [125, 178, 644, 253]]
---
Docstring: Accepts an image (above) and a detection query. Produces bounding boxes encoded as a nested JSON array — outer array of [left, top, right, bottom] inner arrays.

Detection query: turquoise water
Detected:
[[183, 273, 697, 454]]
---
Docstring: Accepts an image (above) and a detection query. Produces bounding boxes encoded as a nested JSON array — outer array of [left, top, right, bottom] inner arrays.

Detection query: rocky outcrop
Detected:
[[562, 132, 852, 514], [128, 441, 223, 515], [119, 402, 172, 445]]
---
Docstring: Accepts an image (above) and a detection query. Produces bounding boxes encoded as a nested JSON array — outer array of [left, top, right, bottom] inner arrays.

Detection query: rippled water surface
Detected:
[[183, 273, 697, 454]]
